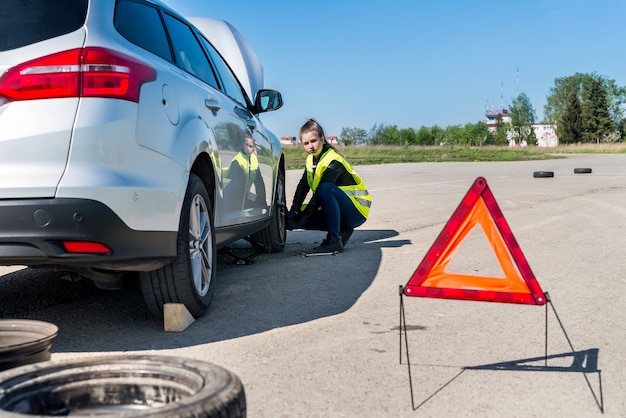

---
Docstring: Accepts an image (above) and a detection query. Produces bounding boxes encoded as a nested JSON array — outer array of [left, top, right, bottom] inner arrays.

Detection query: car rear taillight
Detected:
[[0, 47, 156, 102]]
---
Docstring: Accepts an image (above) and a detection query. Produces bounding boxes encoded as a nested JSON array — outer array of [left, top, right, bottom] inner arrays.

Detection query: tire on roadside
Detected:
[[574, 167, 592, 174], [140, 174, 217, 318], [533, 171, 554, 178], [0, 354, 245, 417], [250, 168, 286, 253]]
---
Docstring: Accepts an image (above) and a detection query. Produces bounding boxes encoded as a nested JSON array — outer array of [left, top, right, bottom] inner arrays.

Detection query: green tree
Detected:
[[544, 73, 626, 140], [457, 122, 474, 146], [493, 113, 510, 145], [430, 125, 444, 146], [340, 126, 368, 145], [616, 118, 626, 141], [441, 125, 463, 146], [456, 122, 481, 146], [599, 77, 626, 129], [509, 93, 536, 145], [467, 122, 492, 146], [581, 78, 616, 143], [380, 125, 400, 145], [415, 126, 434, 145], [560, 90, 583, 144], [401, 127, 418, 146], [544, 73, 594, 126], [368, 123, 384, 145]]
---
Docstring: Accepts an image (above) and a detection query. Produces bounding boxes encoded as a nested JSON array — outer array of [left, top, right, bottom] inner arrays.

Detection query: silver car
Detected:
[[0, 0, 286, 318]]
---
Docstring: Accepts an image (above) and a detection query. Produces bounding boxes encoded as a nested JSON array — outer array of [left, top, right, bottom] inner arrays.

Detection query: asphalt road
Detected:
[[1, 154, 625, 417]]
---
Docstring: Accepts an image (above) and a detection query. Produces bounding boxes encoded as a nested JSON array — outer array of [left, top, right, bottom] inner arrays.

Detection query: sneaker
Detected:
[[340, 228, 354, 246], [312, 234, 343, 253], [318, 233, 331, 246]]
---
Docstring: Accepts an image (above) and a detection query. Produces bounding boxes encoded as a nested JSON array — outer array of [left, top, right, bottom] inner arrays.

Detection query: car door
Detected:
[[200, 36, 274, 222], [160, 12, 249, 227], [197, 34, 273, 222]]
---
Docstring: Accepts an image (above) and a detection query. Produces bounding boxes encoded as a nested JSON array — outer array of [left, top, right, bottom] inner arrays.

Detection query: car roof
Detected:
[[188, 17, 263, 102]]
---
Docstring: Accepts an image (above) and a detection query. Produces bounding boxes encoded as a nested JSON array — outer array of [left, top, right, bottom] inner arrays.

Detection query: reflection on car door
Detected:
[[161, 12, 247, 227], [244, 126, 273, 221], [196, 31, 271, 224], [201, 89, 247, 226]]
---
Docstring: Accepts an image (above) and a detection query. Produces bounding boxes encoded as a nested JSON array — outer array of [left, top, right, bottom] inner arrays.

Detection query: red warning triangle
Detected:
[[404, 177, 546, 305]]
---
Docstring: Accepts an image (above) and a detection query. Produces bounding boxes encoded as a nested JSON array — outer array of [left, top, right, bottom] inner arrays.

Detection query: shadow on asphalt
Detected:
[[465, 348, 601, 373], [0, 229, 409, 353], [405, 349, 604, 413], [466, 348, 604, 413]]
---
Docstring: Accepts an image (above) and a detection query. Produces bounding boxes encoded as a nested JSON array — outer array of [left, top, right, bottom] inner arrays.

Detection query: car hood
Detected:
[[188, 17, 263, 102]]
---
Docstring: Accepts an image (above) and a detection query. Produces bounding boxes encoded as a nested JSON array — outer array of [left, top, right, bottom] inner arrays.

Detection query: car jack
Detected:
[[219, 247, 260, 265], [218, 237, 275, 265]]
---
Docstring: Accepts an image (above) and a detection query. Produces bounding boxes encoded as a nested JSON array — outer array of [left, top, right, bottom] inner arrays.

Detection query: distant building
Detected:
[[280, 135, 339, 145], [485, 107, 516, 145], [484, 107, 558, 147], [485, 107, 511, 130], [532, 124, 558, 147]]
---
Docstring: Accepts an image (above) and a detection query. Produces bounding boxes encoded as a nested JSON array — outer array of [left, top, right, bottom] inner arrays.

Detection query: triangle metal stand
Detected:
[[399, 287, 603, 413], [543, 292, 604, 413]]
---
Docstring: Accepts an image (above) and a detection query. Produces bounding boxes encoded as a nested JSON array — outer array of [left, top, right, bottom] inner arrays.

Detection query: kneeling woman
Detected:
[[287, 119, 371, 253]]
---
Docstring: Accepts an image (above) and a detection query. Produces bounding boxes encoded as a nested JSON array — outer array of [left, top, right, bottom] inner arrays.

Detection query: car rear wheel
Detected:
[[250, 169, 286, 252], [140, 174, 216, 318]]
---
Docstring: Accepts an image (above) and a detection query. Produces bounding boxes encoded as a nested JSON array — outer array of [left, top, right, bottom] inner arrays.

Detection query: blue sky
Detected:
[[162, 0, 625, 138]]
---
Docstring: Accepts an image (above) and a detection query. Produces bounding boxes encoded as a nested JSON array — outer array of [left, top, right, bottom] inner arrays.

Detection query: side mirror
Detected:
[[255, 89, 283, 113]]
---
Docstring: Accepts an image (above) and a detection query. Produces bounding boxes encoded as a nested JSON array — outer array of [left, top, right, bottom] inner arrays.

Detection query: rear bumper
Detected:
[[0, 198, 176, 270]]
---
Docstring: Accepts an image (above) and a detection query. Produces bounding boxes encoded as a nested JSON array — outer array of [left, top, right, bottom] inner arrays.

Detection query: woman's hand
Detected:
[[286, 209, 300, 230]]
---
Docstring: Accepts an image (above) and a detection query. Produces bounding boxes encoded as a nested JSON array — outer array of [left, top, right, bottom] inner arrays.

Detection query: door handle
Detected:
[[205, 99, 221, 111]]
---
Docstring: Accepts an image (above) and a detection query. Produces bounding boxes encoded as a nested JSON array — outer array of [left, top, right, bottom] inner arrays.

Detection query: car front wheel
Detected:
[[140, 174, 216, 318], [250, 168, 286, 252]]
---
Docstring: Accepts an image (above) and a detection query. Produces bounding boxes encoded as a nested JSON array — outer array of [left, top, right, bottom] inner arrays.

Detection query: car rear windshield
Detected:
[[0, 0, 88, 51]]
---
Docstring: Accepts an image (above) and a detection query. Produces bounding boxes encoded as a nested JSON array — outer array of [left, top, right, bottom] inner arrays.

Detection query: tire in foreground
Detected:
[[0, 354, 245, 417]]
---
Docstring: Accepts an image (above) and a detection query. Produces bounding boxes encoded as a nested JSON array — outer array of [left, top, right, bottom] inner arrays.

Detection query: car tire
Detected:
[[533, 171, 554, 178], [0, 354, 245, 417], [140, 174, 216, 318], [574, 167, 592, 174], [250, 168, 286, 252]]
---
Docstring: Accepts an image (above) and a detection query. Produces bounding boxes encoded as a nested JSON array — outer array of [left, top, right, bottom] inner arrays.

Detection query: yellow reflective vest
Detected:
[[225, 151, 258, 192], [305, 148, 371, 218]]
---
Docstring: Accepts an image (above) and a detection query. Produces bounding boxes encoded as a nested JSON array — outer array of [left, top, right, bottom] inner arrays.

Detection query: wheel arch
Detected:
[[274, 152, 286, 199], [190, 153, 217, 209]]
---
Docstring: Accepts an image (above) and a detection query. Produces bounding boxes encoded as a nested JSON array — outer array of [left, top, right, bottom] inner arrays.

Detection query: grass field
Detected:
[[282, 143, 626, 170]]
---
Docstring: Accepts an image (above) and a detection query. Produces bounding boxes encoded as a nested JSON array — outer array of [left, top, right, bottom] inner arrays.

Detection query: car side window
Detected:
[[114, 0, 172, 62], [198, 36, 249, 107], [0, 0, 88, 51], [161, 13, 219, 89]]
